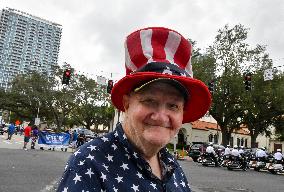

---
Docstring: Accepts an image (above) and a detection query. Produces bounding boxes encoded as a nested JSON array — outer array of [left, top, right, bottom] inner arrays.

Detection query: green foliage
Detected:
[[0, 67, 115, 131], [193, 24, 284, 145]]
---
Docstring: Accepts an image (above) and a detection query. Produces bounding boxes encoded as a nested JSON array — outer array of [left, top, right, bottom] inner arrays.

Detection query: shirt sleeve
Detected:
[[57, 168, 102, 192]]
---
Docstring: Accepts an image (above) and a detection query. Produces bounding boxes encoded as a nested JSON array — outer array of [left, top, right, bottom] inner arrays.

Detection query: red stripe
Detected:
[[174, 37, 191, 68], [151, 29, 168, 62], [126, 31, 148, 70]]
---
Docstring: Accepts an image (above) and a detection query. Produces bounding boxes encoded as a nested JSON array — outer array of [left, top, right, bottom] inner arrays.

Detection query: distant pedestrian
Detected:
[[23, 123, 32, 150], [7, 123, 16, 140], [76, 130, 85, 147], [31, 125, 39, 149], [71, 130, 78, 152]]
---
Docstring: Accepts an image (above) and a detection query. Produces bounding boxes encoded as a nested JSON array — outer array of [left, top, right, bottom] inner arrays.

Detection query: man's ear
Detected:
[[122, 94, 130, 111]]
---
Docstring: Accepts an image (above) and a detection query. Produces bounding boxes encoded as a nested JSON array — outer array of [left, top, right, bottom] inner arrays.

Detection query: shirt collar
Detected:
[[115, 123, 178, 180]]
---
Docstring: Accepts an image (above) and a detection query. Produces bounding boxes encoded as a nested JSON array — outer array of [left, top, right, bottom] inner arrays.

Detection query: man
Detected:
[[238, 146, 245, 156], [256, 147, 268, 162], [205, 143, 218, 166], [231, 145, 240, 157], [273, 149, 283, 164], [77, 130, 86, 147], [57, 27, 211, 192], [23, 123, 32, 150], [7, 123, 15, 140], [224, 145, 231, 156]]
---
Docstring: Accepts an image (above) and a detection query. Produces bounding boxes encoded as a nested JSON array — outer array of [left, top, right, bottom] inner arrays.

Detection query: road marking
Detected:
[[40, 178, 59, 192], [3, 140, 12, 144]]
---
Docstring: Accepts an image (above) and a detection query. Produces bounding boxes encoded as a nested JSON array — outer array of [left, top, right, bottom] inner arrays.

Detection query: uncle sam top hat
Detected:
[[111, 27, 211, 123]]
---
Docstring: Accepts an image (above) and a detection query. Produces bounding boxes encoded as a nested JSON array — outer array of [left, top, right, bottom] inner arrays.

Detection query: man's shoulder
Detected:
[[67, 132, 117, 167]]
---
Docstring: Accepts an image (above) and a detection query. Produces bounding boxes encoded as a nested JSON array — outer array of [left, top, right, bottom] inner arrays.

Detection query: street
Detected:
[[0, 133, 283, 192], [180, 160, 284, 192]]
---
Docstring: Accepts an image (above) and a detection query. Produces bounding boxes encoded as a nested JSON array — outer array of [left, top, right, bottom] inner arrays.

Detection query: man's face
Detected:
[[123, 81, 185, 152]]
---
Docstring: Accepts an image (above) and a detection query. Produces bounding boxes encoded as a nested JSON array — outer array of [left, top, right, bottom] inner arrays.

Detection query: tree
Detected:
[[193, 24, 277, 145], [69, 74, 114, 131]]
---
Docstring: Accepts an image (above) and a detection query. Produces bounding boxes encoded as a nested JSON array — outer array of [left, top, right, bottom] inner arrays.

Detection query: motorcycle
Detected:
[[227, 155, 248, 171], [267, 161, 283, 174], [202, 153, 218, 167], [254, 157, 267, 171]]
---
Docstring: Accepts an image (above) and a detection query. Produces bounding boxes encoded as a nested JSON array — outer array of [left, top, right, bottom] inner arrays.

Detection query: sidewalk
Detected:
[[0, 132, 73, 152]]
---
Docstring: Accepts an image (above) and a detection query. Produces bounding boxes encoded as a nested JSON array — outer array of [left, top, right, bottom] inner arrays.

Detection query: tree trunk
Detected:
[[251, 133, 256, 148], [221, 129, 230, 146]]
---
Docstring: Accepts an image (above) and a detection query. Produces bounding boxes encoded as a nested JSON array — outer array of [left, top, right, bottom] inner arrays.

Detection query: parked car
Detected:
[[0, 126, 4, 135], [188, 142, 207, 162], [77, 128, 96, 141]]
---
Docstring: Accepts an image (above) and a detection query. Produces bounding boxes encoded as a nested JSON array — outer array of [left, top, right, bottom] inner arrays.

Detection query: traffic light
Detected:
[[62, 69, 71, 85], [107, 80, 113, 94], [208, 80, 214, 93], [244, 73, 252, 91]]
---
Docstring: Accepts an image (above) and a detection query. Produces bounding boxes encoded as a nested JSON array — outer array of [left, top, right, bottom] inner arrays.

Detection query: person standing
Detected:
[[57, 27, 211, 191], [31, 125, 39, 149], [23, 123, 32, 150], [71, 130, 78, 152], [6, 123, 15, 140]]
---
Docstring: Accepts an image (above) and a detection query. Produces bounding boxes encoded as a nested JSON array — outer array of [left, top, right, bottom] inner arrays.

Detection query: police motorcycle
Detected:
[[248, 151, 257, 168], [202, 152, 219, 167], [227, 154, 248, 171], [253, 153, 273, 171], [267, 160, 283, 174]]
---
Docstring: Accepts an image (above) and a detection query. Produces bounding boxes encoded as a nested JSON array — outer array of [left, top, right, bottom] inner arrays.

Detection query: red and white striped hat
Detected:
[[111, 27, 211, 123]]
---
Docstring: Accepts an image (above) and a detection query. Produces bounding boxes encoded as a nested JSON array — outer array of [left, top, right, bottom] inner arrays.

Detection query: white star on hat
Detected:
[[162, 66, 172, 75]]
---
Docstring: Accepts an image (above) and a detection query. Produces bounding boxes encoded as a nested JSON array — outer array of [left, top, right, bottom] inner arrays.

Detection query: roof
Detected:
[[191, 120, 250, 135]]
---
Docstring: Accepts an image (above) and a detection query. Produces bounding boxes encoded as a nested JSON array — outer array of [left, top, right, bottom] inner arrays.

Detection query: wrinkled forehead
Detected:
[[132, 81, 185, 101]]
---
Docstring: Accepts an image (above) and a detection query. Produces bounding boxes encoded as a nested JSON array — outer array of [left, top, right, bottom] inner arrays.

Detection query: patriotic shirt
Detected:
[[57, 123, 191, 192]]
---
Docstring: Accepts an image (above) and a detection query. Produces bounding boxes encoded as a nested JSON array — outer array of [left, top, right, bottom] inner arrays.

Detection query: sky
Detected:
[[1, 0, 283, 81]]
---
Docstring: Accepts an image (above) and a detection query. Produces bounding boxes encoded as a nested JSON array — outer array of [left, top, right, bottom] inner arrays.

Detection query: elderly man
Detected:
[[57, 27, 211, 192]]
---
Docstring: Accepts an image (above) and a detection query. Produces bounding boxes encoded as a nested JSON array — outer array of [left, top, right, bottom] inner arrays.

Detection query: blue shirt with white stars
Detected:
[[57, 123, 191, 192]]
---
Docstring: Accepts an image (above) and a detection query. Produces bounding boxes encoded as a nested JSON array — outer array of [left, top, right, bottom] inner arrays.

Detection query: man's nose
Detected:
[[150, 106, 169, 123]]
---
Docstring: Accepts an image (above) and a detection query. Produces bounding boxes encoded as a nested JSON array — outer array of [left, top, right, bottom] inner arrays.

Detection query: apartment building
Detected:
[[0, 7, 62, 89]]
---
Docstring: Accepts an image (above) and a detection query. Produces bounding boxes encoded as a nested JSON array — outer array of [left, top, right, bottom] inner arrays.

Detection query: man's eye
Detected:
[[167, 103, 180, 111]]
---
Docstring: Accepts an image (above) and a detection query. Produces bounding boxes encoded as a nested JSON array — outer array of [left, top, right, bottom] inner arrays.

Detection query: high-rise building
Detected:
[[0, 7, 62, 89]]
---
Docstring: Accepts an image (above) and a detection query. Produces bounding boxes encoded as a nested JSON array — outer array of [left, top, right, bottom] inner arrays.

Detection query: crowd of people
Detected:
[[1, 122, 91, 152]]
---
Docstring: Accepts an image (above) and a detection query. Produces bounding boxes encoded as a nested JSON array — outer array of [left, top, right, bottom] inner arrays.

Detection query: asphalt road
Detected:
[[1, 133, 283, 192], [180, 160, 284, 192]]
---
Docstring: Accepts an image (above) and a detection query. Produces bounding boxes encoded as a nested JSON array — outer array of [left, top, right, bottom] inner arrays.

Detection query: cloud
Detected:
[[1, 0, 283, 80]]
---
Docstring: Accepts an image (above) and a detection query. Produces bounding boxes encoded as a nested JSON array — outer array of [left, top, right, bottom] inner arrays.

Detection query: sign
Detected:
[[35, 118, 40, 126], [38, 132, 70, 148], [264, 69, 273, 81], [97, 76, 107, 85]]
